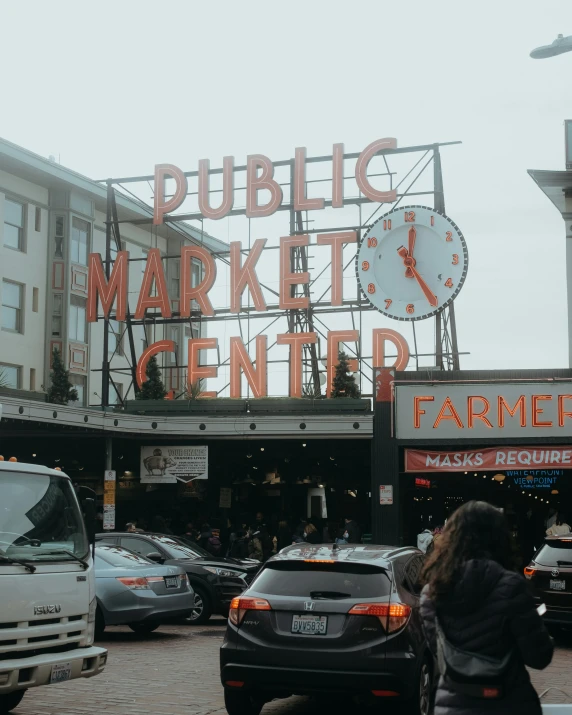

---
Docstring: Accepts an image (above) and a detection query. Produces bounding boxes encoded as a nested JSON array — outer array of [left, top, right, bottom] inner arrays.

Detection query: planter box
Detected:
[[0, 387, 47, 403], [123, 399, 247, 415], [248, 398, 370, 414]]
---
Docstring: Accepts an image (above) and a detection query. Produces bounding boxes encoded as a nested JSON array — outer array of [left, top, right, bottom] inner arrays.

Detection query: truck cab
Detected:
[[0, 460, 107, 713]]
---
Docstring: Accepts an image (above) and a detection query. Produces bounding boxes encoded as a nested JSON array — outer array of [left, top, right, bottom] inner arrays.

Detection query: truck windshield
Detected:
[[0, 471, 89, 563]]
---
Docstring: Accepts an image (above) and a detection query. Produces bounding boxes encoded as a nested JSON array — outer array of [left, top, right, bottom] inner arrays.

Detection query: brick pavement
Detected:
[[11, 619, 572, 715]]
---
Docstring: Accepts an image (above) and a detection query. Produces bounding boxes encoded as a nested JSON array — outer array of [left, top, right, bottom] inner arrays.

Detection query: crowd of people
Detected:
[[123, 512, 363, 562]]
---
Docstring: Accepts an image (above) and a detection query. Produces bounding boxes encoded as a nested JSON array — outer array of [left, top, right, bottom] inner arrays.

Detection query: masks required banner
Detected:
[[405, 446, 572, 472]]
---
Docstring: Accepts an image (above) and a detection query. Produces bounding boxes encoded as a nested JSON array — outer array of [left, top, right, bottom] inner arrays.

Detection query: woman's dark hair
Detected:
[[555, 512, 566, 526], [421, 501, 518, 602]]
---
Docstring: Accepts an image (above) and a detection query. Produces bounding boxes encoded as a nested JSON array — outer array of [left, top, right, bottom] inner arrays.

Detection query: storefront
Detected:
[[372, 368, 572, 556]]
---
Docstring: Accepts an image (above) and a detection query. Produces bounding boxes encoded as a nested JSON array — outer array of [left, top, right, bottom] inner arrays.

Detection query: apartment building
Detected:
[[0, 138, 226, 406]]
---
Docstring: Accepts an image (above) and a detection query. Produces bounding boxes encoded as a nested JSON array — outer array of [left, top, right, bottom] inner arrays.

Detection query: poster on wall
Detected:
[[140, 446, 208, 484]]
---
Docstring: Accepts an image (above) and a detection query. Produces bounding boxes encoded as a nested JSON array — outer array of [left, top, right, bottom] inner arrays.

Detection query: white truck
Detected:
[[0, 459, 107, 714]]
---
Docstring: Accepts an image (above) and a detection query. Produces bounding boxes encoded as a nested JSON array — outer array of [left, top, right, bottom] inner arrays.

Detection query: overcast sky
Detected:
[[3, 0, 572, 393]]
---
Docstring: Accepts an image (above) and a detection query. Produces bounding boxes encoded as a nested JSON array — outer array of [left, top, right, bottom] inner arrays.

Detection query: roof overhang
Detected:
[[528, 169, 572, 215]]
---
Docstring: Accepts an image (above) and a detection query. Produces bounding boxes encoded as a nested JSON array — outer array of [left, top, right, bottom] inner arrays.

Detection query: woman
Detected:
[[276, 520, 292, 552], [546, 512, 571, 537], [304, 523, 321, 544], [420, 501, 553, 715]]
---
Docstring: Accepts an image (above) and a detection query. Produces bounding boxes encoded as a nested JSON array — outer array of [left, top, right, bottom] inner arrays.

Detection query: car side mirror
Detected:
[[147, 552, 164, 563], [82, 497, 97, 545]]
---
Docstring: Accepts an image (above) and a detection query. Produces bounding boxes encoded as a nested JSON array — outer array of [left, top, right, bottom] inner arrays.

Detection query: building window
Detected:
[[35, 207, 42, 232], [71, 217, 90, 265], [171, 259, 180, 301], [2, 280, 23, 332], [69, 374, 86, 406], [32, 287, 39, 313], [52, 293, 63, 337], [0, 364, 20, 389], [109, 383, 123, 405], [54, 215, 64, 258], [29, 368, 36, 391], [69, 295, 87, 343], [4, 199, 24, 251], [109, 319, 123, 358]]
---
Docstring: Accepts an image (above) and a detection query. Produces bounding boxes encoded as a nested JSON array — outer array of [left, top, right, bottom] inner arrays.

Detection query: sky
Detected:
[[2, 0, 572, 395]]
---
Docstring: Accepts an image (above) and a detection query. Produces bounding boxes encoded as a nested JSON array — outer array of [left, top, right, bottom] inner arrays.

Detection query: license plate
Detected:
[[165, 576, 178, 589], [291, 615, 328, 635], [550, 579, 566, 591], [50, 662, 72, 684]]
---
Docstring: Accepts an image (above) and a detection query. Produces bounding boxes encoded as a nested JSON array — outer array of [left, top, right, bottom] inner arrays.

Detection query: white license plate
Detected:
[[550, 579, 566, 591], [292, 615, 328, 635], [50, 662, 72, 684], [165, 576, 178, 589]]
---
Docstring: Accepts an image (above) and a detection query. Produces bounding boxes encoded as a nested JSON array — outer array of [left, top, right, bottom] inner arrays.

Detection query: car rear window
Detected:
[[95, 545, 153, 567], [535, 540, 572, 567], [251, 561, 390, 599]]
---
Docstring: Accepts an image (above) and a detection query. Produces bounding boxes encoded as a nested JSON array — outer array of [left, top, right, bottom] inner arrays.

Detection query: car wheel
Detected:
[[0, 690, 26, 714], [224, 688, 263, 715], [95, 606, 105, 640], [405, 656, 432, 715], [187, 585, 212, 625], [128, 622, 160, 635]]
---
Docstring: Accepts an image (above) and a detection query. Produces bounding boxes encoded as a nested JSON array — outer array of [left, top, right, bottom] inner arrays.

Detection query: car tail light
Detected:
[[303, 559, 335, 564], [524, 566, 536, 580], [229, 597, 271, 626], [348, 603, 411, 633], [145, 576, 164, 583], [116, 577, 150, 590], [372, 690, 400, 697]]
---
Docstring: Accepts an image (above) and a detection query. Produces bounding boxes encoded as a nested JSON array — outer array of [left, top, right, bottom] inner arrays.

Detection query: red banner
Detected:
[[405, 446, 572, 473]]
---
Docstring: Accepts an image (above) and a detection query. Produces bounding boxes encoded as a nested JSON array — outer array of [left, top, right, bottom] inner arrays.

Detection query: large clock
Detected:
[[356, 205, 468, 321]]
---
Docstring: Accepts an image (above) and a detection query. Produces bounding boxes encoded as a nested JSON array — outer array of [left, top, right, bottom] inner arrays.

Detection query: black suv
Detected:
[[220, 543, 434, 715], [96, 532, 259, 624], [525, 535, 572, 626]]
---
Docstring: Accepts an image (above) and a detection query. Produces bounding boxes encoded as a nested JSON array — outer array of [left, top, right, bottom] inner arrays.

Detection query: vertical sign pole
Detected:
[[101, 182, 113, 407]]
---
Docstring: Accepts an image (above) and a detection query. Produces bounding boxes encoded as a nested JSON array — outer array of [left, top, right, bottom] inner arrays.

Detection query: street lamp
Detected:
[[530, 34, 572, 59]]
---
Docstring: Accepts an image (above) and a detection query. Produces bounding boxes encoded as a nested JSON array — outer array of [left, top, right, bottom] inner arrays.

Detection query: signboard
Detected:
[[219, 487, 232, 509], [140, 446, 208, 484], [415, 477, 431, 489], [405, 447, 572, 473], [506, 470, 562, 489], [103, 470, 116, 530], [396, 383, 572, 439], [379, 485, 394, 505]]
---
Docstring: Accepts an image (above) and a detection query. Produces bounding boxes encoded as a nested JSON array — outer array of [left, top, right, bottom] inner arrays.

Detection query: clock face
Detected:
[[356, 205, 468, 321]]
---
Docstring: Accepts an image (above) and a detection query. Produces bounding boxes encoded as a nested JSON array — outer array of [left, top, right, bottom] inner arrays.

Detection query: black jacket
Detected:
[[420, 559, 553, 715], [343, 520, 361, 544]]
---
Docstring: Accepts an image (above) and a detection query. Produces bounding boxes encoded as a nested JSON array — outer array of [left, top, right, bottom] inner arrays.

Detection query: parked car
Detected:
[[220, 543, 434, 715], [94, 544, 194, 636], [525, 535, 572, 626], [96, 532, 259, 625]]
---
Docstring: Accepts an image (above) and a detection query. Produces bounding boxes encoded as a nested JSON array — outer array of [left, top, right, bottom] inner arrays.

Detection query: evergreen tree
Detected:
[[136, 355, 167, 400], [47, 348, 78, 405], [331, 351, 360, 398]]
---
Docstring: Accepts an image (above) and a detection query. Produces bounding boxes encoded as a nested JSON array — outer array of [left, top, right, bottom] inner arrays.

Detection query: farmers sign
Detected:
[[140, 446, 208, 484]]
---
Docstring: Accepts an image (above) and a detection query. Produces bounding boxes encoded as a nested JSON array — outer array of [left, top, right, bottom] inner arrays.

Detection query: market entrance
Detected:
[[400, 465, 567, 565]]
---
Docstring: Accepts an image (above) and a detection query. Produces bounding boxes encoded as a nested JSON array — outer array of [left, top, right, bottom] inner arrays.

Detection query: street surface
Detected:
[[13, 618, 572, 715]]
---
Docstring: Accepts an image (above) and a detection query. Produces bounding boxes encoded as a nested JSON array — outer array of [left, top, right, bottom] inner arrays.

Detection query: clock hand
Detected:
[[408, 226, 416, 258], [410, 266, 438, 307], [396, 246, 438, 307]]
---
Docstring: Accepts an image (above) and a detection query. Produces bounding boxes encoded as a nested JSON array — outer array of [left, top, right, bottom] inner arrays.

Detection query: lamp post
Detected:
[[530, 34, 572, 59]]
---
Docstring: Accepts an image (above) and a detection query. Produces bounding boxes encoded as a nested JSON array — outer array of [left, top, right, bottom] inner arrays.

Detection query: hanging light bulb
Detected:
[[493, 474, 505, 482]]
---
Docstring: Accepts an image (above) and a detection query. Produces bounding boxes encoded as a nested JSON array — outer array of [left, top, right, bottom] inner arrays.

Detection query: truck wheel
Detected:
[[224, 689, 263, 715], [95, 606, 105, 640], [128, 622, 160, 635], [186, 585, 212, 625], [0, 690, 26, 714]]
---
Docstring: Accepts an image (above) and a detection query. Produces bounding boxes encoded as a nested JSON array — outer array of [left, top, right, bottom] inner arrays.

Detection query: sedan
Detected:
[[97, 532, 260, 625], [220, 543, 434, 715], [95, 544, 195, 636]]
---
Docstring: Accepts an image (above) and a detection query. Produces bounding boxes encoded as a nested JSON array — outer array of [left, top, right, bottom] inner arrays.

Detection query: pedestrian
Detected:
[[546, 507, 557, 530], [276, 520, 292, 552], [199, 523, 222, 555], [151, 515, 167, 534], [229, 529, 250, 559], [304, 523, 321, 544], [125, 521, 143, 533], [417, 525, 434, 553], [180, 521, 198, 543], [546, 512, 571, 537], [248, 529, 264, 561], [420, 500, 553, 715], [322, 521, 338, 544], [342, 516, 361, 544]]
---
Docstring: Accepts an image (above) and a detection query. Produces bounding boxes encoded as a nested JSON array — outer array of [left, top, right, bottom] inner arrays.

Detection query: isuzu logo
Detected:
[[33, 604, 62, 616], [304, 602, 315, 611]]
